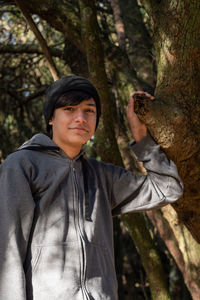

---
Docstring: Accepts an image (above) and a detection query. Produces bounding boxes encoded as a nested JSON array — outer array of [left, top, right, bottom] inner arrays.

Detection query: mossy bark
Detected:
[[136, 0, 200, 243], [148, 207, 200, 299], [122, 213, 171, 300]]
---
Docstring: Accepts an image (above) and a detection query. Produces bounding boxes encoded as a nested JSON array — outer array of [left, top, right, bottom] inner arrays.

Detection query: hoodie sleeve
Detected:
[[0, 155, 35, 300], [111, 133, 183, 215]]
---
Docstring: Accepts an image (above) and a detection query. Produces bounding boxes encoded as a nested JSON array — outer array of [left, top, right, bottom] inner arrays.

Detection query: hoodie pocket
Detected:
[[26, 242, 82, 299]]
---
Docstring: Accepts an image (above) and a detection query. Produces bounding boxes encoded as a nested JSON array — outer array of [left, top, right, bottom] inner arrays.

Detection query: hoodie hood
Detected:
[[18, 134, 59, 151], [17, 133, 85, 161]]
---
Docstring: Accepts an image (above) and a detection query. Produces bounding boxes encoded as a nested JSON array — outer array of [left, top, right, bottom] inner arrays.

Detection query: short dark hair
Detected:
[[54, 90, 92, 110]]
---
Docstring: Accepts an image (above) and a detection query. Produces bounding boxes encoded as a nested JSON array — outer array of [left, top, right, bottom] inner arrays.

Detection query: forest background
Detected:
[[0, 0, 200, 299]]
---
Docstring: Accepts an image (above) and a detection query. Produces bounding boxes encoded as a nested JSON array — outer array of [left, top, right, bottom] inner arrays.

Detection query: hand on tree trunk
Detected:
[[126, 91, 155, 142]]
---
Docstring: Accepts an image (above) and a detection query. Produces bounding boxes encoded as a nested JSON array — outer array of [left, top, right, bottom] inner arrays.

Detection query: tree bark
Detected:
[[122, 213, 171, 300], [147, 208, 200, 299], [134, 0, 200, 243]]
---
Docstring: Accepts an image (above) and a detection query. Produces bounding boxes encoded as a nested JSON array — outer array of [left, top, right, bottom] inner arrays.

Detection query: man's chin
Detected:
[[70, 137, 89, 146]]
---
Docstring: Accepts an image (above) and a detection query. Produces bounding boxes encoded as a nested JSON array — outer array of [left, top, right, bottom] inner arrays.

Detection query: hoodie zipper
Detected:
[[71, 161, 91, 300]]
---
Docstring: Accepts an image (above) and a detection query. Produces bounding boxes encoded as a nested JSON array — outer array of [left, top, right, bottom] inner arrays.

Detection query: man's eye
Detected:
[[65, 107, 74, 111], [87, 109, 95, 113]]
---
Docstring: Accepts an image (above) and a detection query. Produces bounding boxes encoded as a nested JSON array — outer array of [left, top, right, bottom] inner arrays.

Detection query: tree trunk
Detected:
[[78, 0, 123, 166], [137, 0, 200, 243], [147, 208, 200, 299], [122, 213, 171, 300]]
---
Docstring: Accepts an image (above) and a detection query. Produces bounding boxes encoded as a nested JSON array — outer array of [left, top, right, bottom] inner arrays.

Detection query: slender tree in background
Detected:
[[0, 0, 200, 299]]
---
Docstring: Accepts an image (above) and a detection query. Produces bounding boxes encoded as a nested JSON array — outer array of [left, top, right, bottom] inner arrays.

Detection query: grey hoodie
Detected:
[[0, 133, 183, 300]]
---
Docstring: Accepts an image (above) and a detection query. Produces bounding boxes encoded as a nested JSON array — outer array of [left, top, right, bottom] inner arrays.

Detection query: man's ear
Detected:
[[49, 117, 53, 125]]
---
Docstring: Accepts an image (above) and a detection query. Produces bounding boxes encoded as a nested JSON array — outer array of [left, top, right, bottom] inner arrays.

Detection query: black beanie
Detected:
[[44, 75, 101, 132]]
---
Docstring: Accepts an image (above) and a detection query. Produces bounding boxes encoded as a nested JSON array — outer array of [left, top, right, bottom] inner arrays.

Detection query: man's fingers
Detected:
[[126, 96, 134, 113], [133, 91, 155, 100]]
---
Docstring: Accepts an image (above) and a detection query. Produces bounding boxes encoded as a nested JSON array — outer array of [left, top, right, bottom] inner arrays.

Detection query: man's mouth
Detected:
[[70, 127, 88, 132]]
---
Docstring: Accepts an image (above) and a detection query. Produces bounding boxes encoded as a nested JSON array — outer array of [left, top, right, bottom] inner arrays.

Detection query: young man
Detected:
[[0, 75, 183, 300]]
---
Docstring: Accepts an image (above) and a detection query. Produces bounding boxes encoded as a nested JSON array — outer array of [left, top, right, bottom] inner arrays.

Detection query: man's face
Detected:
[[49, 98, 97, 152]]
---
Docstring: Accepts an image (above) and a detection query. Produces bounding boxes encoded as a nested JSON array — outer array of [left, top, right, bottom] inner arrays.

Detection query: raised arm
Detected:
[[109, 92, 183, 215]]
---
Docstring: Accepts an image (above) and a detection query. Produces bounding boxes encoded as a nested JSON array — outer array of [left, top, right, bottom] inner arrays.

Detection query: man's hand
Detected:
[[126, 91, 155, 142]]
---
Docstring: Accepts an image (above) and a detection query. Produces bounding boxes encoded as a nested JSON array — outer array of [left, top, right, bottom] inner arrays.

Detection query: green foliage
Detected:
[[0, 4, 69, 157]]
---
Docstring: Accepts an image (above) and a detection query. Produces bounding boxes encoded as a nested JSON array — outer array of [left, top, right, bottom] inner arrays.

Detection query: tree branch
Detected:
[[0, 44, 63, 58], [12, 0, 85, 55], [14, 0, 59, 81], [22, 86, 47, 104], [110, 0, 126, 50]]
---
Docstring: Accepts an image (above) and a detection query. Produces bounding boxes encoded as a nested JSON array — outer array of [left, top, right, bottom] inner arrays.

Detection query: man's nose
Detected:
[[74, 109, 87, 122]]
